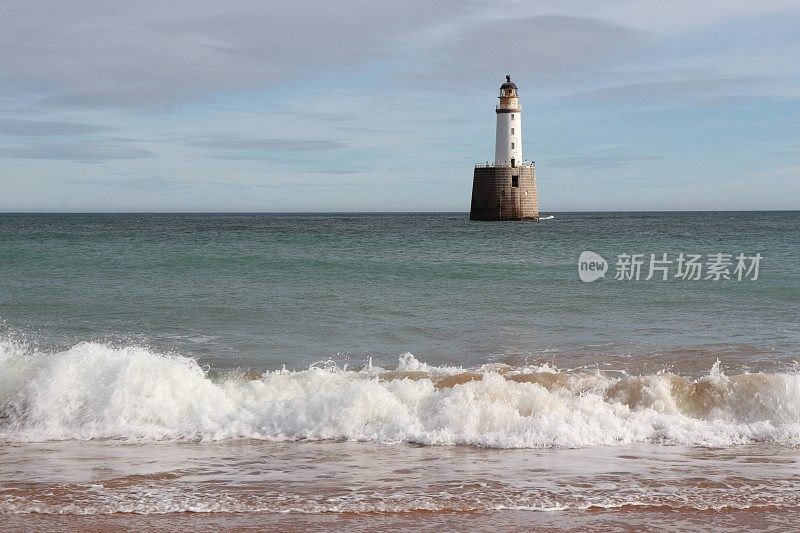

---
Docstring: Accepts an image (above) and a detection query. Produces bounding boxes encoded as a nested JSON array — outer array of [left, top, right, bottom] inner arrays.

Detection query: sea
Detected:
[[1, 211, 799, 530]]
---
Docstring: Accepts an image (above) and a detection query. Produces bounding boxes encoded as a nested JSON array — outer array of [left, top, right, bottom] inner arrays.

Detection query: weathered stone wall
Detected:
[[469, 166, 539, 221]]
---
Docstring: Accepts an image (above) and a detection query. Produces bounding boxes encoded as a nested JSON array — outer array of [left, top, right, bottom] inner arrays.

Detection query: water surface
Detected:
[[1, 212, 799, 527]]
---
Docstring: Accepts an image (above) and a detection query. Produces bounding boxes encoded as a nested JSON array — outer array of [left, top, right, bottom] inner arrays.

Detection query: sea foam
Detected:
[[2, 337, 800, 447]]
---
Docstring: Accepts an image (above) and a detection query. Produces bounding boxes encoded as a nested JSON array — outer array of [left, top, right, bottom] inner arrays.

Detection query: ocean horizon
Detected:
[[2, 209, 798, 214]]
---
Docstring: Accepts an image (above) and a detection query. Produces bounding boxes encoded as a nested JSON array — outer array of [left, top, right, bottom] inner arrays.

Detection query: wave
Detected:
[[2, 337, 800, 446]]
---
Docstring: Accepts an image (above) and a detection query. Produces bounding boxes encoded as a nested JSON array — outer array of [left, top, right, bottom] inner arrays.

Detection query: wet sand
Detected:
[[2, 440, 799, 531], [5, 507, 800, 532]]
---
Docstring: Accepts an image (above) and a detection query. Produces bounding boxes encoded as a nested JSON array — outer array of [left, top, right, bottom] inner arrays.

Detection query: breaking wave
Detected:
[[2, 337, 800, 447]]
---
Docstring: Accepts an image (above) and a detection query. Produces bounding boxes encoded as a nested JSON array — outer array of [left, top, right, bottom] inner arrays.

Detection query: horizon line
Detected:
[[1, 209, 798, 215]]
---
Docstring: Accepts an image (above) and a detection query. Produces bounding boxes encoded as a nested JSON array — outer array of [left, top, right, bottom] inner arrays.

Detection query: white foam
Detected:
[[2, 338, 800, 447]]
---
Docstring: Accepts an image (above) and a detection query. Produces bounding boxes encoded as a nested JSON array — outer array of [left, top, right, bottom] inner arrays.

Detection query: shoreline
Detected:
[[5, 507, 799, 532]]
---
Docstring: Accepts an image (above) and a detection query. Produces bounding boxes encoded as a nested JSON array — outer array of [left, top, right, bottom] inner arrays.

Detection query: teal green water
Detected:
[[1, 212, 797, 373]]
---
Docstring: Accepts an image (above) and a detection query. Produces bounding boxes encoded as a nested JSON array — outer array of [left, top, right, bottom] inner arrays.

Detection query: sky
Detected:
[[0, 0, 799, 212]]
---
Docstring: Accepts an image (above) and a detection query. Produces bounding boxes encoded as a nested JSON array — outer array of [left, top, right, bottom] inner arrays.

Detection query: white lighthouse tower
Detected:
[[495, 75, 522, 167], [469, 75, 539, 220]]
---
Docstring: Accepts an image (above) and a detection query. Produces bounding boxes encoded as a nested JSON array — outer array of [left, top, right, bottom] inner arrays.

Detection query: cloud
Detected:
[[0, 118, 111, 136], [569, 76, 766, 103], [66, 176, 182, 191], [188, 136, 345, 152], [285, 110, 358, 123], [579, 0, 800, 33], [0, 143, 155, 161], [0, 1, 795, 110], [0, 0, 469, 107], [186, 136, 347, 160], [547, 155, 663, 170], [303, 169, 367, 175], [65, 175, 264, 191], [400, 15, 650, 89], [751, 164, 800, 182]]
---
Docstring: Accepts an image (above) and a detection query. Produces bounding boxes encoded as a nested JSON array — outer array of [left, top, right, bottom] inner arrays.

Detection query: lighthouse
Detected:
[[495, 75, 523, 166], [470, 75, 539, 221]]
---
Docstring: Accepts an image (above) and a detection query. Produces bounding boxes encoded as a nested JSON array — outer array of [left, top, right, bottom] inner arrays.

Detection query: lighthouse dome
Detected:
[[500, 75, 517, 90]]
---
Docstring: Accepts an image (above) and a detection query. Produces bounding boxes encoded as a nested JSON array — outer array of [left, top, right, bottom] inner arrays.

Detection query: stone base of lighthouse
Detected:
[[469, 165, 539, 221]]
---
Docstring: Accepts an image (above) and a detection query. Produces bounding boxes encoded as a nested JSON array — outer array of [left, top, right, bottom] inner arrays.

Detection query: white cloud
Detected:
[[0, 118, 111, 136], [0, 143, 155, 161], [0, 0, 471, 107]]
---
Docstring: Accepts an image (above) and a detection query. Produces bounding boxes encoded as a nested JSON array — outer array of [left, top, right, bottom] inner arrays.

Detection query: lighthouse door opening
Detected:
[[512, 175, 519, 187]]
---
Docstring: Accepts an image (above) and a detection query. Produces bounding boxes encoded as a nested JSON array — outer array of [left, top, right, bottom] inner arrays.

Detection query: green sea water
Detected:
[[1, 211, 797, 373]]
